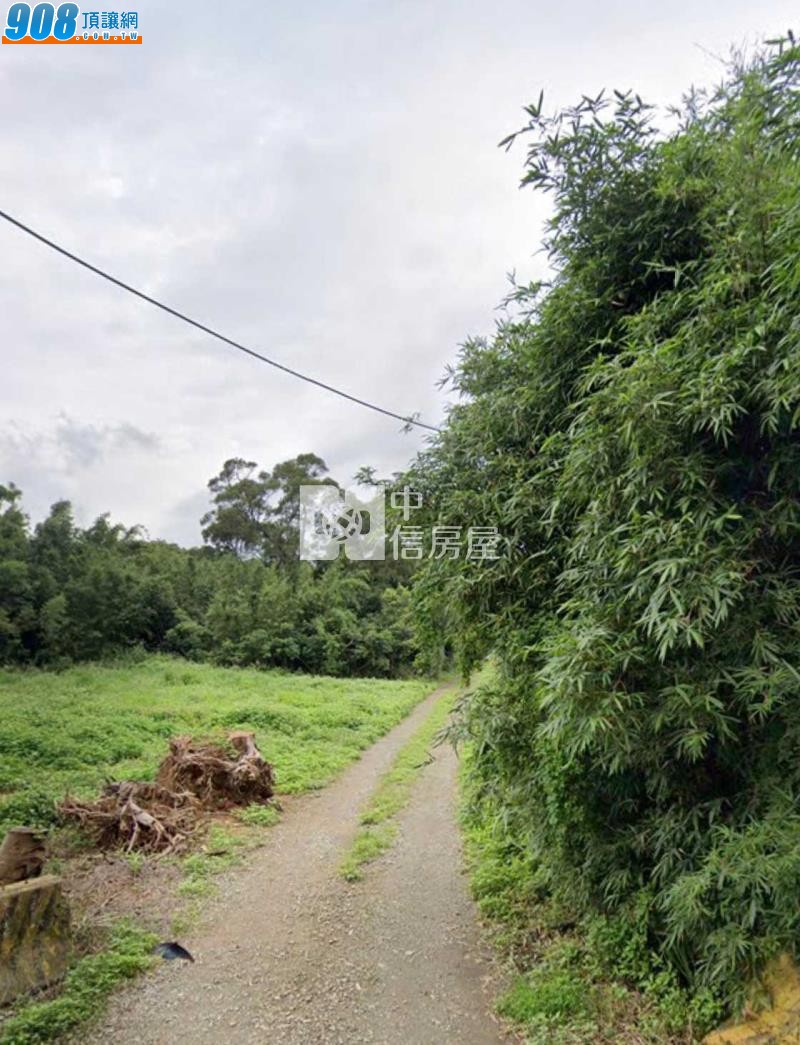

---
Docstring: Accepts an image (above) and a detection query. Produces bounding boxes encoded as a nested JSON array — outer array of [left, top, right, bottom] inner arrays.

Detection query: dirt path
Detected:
[[84, 684, 508, 1044]]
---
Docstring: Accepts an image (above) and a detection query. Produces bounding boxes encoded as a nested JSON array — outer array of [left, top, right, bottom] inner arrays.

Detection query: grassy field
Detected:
[[0, 654, 433, 839]]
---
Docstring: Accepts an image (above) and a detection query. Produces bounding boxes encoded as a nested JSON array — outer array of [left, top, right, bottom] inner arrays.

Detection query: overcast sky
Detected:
[[1, 1, 795, 544]]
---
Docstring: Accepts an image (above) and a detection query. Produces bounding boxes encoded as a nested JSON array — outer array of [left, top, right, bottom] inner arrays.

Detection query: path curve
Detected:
[[84, 684, 507, 1044]]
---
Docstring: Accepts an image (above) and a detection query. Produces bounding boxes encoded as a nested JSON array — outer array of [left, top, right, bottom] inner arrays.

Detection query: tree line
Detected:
[[0, 454, 418, 678]]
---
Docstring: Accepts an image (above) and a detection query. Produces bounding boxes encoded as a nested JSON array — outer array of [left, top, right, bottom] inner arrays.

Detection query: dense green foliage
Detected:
[[462, 747, 722, 1042], [0, 453, 417, 678], [411, 39, 800, 1009], [0, 655, 431, 839]]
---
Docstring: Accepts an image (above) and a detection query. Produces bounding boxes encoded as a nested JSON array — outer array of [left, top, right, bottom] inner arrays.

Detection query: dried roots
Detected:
[[59, 732, 275, 853]]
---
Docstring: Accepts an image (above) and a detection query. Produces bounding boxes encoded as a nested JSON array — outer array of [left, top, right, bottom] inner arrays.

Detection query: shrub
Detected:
[[410, 37, 800, 1011]]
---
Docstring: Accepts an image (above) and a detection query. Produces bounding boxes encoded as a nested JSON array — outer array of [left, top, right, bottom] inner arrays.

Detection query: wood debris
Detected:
[[58, 732, 275, 853]]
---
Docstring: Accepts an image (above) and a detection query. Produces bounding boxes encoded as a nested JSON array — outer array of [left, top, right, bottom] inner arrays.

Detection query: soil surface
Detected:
[[83, 684, 509, 1044]]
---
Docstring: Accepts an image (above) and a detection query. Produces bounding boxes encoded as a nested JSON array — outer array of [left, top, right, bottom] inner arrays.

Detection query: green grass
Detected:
[[497, 969, 593, 1023], [0, 922, 157, 1045], [459, 744, 722, 1043], [0, 655, 433, 838], [339, 686, 453, 881], [235, 802, 281, 827], [177, 825, 250, 898], [0, 657, 435, 1044]]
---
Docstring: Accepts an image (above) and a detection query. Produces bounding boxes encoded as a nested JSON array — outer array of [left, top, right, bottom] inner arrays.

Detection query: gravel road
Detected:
[[83, 684, 509, 1044]]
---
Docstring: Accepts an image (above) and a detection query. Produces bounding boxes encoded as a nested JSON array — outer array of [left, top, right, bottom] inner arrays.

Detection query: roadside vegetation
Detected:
[[461, 744, 722, 1043], [340, 685, 454, 881], [407, 37, 800, 1036], [0, 655, 432, 838]]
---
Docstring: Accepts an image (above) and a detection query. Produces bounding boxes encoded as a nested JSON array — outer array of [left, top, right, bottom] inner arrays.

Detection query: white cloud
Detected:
[[1, 0, 795, 543]]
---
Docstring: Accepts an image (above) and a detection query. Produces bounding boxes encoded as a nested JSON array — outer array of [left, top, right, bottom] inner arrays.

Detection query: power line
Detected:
[[0, 208, 440, 433]]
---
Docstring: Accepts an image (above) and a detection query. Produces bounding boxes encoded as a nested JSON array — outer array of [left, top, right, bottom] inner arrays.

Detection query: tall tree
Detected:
[[201, 458, 274, 557], [0, 484, 34, 662], [201, 453, 336, 564], [263, 453, 336, 566]]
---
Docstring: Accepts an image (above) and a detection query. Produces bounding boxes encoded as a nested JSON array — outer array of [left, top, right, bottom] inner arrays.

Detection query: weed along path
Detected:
[[83, 683, 507, 1045]]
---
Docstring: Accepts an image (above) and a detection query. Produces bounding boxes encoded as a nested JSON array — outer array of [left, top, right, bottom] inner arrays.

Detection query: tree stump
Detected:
[[0, 875, 71, 1005], [0, 827, 47, 885], [155, 731, 274, 806]]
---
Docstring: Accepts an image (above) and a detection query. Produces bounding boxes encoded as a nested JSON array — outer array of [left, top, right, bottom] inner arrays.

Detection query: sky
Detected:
[[1, 0, 796, 545]]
